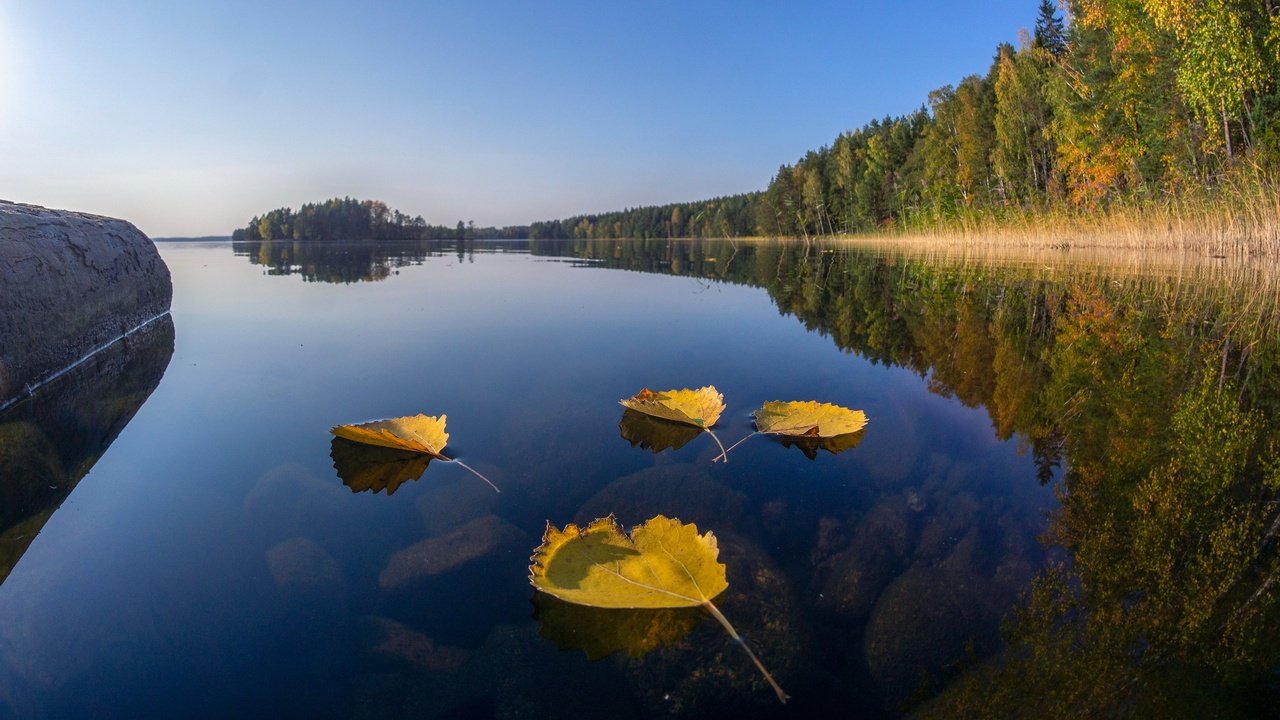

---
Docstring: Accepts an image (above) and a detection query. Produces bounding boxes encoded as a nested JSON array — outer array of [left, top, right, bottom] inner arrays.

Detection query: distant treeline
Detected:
[[759, 0, 1280, 236], [230, 197, 529, 242], [527, 193, 761, 239]]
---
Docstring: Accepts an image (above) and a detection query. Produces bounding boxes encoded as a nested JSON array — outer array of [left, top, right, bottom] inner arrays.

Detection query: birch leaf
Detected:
[[529, 515, 727, 608], [330, 413, 449, 455], [529, 515, 788, 702], [329, 413, 500, 493], [753, 401, 867, 438], [619, 386, 725, 429]]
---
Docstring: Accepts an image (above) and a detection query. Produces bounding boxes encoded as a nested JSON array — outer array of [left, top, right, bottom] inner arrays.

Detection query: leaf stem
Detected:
[[439, 453, 501, 493], [701, 600, 789, 704], [704, 429, 729, 464], [713, 431, 760, 463]]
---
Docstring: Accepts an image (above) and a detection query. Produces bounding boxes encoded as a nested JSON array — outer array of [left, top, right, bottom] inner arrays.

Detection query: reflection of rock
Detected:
[[359, 616, 468, 673], [379, 515, 527, 590], [330, 437, 432, 495], [576, 465, 747, 531], [265, 536, 344, 593], [1, 200, 172, 405], [532, 592, 705, 661], [618, 409, 703, 454], [0, 422, 65, 528], [0, 314, 173, 585]]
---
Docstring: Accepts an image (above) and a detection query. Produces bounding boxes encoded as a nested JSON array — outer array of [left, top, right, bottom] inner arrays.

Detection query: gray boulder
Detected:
[[0, 200, 172, 406]]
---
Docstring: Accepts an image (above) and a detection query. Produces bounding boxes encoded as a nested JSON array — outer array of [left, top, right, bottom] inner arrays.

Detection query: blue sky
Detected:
[[0, 1, 1038, 236]]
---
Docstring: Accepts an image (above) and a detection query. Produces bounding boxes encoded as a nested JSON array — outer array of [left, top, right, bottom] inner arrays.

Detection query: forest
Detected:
[[532, 0, 1280, 240], [756, 0, 1280, 237], [526, 193, 760, 239]]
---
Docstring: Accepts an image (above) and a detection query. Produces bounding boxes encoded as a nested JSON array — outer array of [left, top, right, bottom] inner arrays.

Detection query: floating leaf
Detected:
[[529, 515, 787, 703], [753, 401, 868, 438], [618, 409, 703, 454], [529, 515, 726, 608], [330, 437, 431, 495], [619, 386, 725, 429], [329, 414, 499, 492], [532, 592, 704, 661], [331, 413, 449, 455], [715, 401, 868, 462], [619, 387, 730, 460]]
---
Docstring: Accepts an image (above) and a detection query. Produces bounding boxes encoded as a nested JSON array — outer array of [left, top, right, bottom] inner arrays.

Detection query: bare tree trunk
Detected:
[[1223, 106, 1234, 160]]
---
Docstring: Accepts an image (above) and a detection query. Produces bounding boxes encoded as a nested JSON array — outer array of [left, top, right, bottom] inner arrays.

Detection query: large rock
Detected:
[[0, 200, 172, 406]]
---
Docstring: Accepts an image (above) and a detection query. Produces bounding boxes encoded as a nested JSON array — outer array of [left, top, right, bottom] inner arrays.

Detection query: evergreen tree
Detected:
[[1033, 0, 1067, 57]]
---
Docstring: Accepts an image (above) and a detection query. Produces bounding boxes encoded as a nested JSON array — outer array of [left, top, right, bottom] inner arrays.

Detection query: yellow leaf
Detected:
[[753, 401, 867, 438], [529, 515, 789, 703], [619, 386, 725, 429], [330, 413, 449, 455], [529, 515, 727, 608]]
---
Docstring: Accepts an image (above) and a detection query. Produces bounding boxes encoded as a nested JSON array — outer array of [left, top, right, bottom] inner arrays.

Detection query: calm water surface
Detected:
[[2, 238, 1277, 718]]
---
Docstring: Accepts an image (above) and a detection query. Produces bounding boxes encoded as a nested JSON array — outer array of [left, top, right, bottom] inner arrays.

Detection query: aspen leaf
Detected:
[[329, 413, 499, 492], [619, 387, 731, 460], [529, 515, 727, 608], [715, 401, 868, 462], [619, 386, 725, 429], [529, 515, 788, 703], [753, 401, 868, 437], [330, 413, 449, 455]]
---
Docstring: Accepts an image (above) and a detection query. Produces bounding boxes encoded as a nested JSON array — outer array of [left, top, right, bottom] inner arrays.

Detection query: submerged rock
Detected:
[[265, 536, 344, 593], [575, 464, 748, 531], [359, 616, 469, 673], [379, 515, 527, 590]]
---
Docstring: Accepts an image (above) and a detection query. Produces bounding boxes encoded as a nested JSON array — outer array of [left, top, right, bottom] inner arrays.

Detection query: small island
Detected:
[[231, 197, 528, 242]]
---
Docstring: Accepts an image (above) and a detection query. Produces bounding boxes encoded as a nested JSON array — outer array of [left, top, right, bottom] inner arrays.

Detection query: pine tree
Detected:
[[1033, 0, 1067, 58]]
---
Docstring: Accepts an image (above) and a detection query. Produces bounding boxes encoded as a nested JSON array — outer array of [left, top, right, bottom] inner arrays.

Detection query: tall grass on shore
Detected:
[[858, 170, 1280, 256]]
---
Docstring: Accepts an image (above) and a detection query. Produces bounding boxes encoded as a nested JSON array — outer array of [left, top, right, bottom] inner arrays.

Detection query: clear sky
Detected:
[[0, 1, 1039, 237]]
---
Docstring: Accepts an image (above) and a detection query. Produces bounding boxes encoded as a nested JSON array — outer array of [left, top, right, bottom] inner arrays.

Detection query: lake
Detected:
[[1, 238, 1277, 718]]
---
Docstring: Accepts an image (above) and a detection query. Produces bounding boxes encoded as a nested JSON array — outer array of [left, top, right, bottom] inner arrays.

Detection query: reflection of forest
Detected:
[[0, 316, 174, 585], [529, 238, 1280, 717], [232, 238, 528, 283]]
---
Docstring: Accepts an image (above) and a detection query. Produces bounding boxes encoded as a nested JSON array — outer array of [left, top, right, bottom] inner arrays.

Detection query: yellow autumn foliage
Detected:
[[619, 386, 725, 429], [753, 401, 867, 438], [330, 413, 449, 455], [529, 515, 727, 609]]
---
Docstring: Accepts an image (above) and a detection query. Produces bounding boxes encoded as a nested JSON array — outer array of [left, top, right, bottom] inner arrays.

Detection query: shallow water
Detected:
[[1, 238, 1276, 718]]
